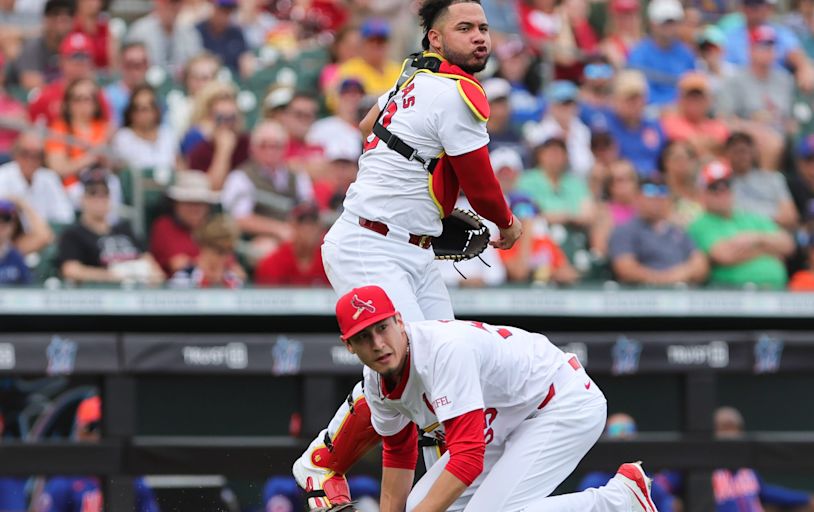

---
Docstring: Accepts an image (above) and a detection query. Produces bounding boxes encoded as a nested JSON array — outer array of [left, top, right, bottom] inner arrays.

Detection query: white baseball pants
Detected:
[[322, 212, 454, 322], [406, 364, 632, 512]]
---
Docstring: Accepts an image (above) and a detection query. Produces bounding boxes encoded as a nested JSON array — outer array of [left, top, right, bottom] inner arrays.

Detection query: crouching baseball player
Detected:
[[335, 285, 659, 512]]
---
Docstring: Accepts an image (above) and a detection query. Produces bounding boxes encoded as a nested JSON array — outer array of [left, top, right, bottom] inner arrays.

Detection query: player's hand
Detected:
[[491, 215, 522, 250]]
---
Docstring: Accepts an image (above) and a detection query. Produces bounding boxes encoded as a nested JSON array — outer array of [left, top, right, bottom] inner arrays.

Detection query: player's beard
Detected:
[[442, 44, 489, 74]]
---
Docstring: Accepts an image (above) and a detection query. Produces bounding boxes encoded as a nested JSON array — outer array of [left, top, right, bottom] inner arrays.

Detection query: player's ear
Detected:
[[427, 27, 442, 52], [342, 338, 356, 354]]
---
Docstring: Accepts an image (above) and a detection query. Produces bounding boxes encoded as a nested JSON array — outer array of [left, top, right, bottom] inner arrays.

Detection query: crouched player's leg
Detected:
[[292, 381, 380, 509]]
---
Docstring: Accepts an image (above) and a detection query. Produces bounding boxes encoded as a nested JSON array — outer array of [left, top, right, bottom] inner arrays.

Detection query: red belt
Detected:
[[358, 217, 433, 250], [538, 356, 583, 410]]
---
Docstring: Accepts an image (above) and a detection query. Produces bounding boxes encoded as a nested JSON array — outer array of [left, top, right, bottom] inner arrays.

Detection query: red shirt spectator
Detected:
[[71, 17, 112, 68], [254, 203, 329, 286]]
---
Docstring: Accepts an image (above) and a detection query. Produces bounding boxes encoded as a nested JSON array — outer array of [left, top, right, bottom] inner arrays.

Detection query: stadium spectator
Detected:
[[725, 132, 798, 231], [6, 195, 54, 256], [493, 36, 544, 127], [600, 0, 643, 69], [149, 170, 218, 275], [609, 177, 708, 285], [9, 0, 74, 90], [707, 406, 814, 510], [222, 121, 313, 256], [587, 130, 620, 200], [313, 144, 360, 215], [723, 0, 814, 92], [0, 131, 74, 224], [577, 413, 676, 512], [783, 0, 814, 60], [126, 0, 202, 79], [694, 25, 736, 100], [319, 25, 362, 95], [789, 236, 814, 291], [517, 136, 595, 229], [627, 0, 697, 107], [34, 396, 160, 512], [480, 0, 521, 36], [717, 25, 793, 170], [0, 0, 40, 60], [661, 72, 729, 159], [688, 160, 794, 289], [254, 202, 329, 286], [605, 70, 667, 177], [658, 140, 704, 228], [103, 42, 150, 128], [56, 168, 164, 285], [678, 6, 703, 49], [195, 0, 250, 78], [590, 160, 639, 258], [552, 0, 599, 83], [0, 199, 32, 286], [307, 78, 365, 160], [483, 77, 526, 160], [234, 0, 278, 52], [578, 60, 615, 132], [45, 77, 112, 188], [336, 18, 400, 99], [27, 32, 110, 125], [525, 80, 594, 179], [71, 0, 118, 71], [517, 0, 562, 48], [0, 54, 26, 164], [169, 214, 243, 288], [279, 92, 323, 176], [185, 81, 250, 191], [789, 134, 814, 219], [111, 84, 178, 171], [166, 52, 220, 143]]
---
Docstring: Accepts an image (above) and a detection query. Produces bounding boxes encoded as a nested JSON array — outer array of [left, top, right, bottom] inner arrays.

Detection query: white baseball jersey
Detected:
[[343, 73, 490, 237], [363, 320, 567, 447]]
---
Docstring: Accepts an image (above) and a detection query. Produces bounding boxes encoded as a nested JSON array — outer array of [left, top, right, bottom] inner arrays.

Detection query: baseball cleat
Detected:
[[613, 461, 659, 512], [292, 456, 352, 509]]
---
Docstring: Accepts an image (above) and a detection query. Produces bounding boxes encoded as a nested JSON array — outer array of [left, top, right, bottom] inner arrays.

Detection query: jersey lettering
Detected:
[[364, 101, 398, 152], [483, 407, 498, 445], [402, 83, 416, 109], [467, 321, 513, 340]]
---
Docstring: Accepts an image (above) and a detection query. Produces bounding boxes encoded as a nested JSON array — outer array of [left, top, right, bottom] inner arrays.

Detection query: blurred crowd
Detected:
[[2, 0, 814, 290]]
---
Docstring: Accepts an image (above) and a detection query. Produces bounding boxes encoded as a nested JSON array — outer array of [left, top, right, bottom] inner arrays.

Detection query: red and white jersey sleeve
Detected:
[[418, 338, 485, 423], [343, 74, 490, 237]]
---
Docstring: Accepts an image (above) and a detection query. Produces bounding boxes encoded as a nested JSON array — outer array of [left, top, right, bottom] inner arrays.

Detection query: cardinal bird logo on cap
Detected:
[[351, 295, 376, 320]]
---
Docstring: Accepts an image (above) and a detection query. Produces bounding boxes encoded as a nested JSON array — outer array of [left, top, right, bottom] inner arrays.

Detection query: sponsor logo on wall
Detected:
[[271, 336, 304, 375], [612, 336, 642, 375], [331, 346, 362, 366], [667, 341, 729, 368], [46, 336, 77, 375], [182, 342, 248, 369], [754, 334, 783, 374]]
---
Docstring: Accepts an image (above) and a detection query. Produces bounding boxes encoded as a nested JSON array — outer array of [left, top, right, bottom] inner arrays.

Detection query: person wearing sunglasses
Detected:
[[688, 160, 794, 289], [0, 199, 31, 286], [609, 176, 708, 286]]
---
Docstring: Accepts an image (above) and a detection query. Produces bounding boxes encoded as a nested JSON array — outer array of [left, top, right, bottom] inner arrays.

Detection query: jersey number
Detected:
[[364, 83, 417, 152], [484, 407, 498, 445]]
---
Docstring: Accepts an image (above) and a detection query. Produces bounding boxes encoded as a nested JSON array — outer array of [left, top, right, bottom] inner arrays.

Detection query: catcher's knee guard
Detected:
[[293, 381, 380, 509]]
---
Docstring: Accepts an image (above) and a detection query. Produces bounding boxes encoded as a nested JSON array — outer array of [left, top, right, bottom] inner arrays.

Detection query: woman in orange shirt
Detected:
[[46, 78, 111, 188]]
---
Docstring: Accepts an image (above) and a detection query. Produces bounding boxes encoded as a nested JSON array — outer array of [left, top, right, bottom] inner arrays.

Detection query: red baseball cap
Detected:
[[700, 160, 732, 188], [60, 33, 93, 58], [76, 396, 101, 427], [750, 24, 777, 46], [611, 0, 640, 13], [336, 285, 397, 341]]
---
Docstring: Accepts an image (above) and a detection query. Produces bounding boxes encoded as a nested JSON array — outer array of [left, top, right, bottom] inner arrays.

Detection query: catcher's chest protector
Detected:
[[375, 52, 491, 217]]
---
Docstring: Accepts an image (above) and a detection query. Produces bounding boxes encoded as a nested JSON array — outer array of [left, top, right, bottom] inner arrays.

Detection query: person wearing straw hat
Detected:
[[150, 170, 220, 276]]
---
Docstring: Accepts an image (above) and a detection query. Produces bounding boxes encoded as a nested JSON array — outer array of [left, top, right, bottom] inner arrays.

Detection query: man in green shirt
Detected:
[[688, 160, 794, 289]]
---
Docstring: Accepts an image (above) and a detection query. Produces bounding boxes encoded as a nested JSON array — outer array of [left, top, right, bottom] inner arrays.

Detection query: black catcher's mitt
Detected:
[[433, 208, 490, 262]]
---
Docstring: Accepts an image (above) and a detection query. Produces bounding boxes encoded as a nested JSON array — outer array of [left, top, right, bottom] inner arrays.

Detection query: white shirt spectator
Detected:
[[126, 13, 203, 77], [525, 115, 594, 179], [111, 125, 178, 171], [307, 116, 363, 158], [221, 168, 314, 219], [0, 161, 74, 224]]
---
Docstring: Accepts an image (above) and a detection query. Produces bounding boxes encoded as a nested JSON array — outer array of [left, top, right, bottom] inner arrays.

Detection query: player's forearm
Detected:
[[447, 146, 513, 229], [412, 470, 468, 512], [380, 467, 414, 512]]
